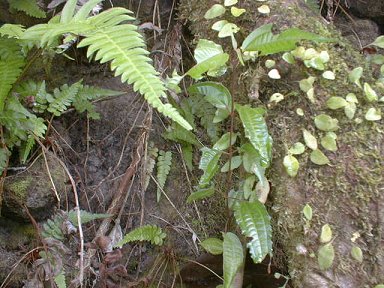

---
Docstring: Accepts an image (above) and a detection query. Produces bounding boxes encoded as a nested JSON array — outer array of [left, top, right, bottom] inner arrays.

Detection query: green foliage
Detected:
[[201, 237, 224, 255], [21, 0, 191, 130], [0, 148, 10, 174], [317, 243, 335, 270], [54, 270, 67, 288], [234, 201, 272, 263], [198, 147, 222, 187], [68, 209, 111, 226], [186, 186, 215, 203], [223, 232, 244, 288], [156, 150, 172, 202], [7, 0, 46, 19], [115, 225, 166, 247], [235, 104, 272, 168], [304, 0, 320, 12], [241, 23, 332, 55]]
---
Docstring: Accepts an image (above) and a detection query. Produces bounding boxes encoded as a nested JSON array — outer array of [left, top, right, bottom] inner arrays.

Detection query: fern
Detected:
[[7, 0, 46, 19], [241, 23, 332, 55], [233, 201, 272, 263], [0, 148, 11, 175], [115, 225, 166, 247], [54, 269, 67, 288], [0, 24, 25, 39], [22, 1, 192, 130], [186, 186, 215, 203], [143, 144, 158, 191], [67, 209, 110, 226], [19, 136, 35, 164], [48, 81, 83, 116], [223, 232, 244, 288], [0, 37, 25, 111], [156, 150, 172, 202]]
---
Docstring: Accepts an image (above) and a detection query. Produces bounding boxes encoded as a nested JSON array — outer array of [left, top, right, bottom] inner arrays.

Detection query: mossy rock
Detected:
[[2, 152, 69, 222], [178, 0, 384, 286]]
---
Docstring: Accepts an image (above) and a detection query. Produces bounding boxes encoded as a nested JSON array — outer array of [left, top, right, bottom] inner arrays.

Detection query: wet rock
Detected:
[[346, 0, 384, 19], [2, 152, 69, 222]]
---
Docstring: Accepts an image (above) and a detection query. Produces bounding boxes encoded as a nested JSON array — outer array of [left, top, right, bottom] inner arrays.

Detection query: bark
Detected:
[[179, 0, 384, 287]]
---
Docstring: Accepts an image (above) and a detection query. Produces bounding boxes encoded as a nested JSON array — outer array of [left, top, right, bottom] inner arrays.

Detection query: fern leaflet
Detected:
[[115, 225, 166, 247], [48, 81, 82, 116], [54, 269, 66, 288], [0, 148, 11, 175], [156, 150, 172, 202], [7, 0, 46, 19]]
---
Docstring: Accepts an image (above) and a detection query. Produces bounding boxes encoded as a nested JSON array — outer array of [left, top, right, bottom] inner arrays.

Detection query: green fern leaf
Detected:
[[0, 148, 11, 175], [68, 209, 111, 226], [19, 136, 35, 164], [73, 0, 103, 21], [77, 10, 192, 130], [223, 232, 244, 288], [235, 104, 272, 168], [186, 186, 215, 203], [181, 144, 193, 171], [115, 225, 166, 247], [54, 270, 66, 288], [156, 150, 172, 202], [163, 124, 200, 146], [7, 0, 46, 18], [198, 147, 222, 186], [60, 0, 77, 23], [48, 81, 82, 116], [304, 0, 320, 12], [241, 24, 332, 55], [234, 201, 272, 263], [0, 24, 25, 39]]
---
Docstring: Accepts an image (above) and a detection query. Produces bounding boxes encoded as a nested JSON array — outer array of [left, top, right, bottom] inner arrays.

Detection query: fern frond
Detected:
[[54, 269, 66, 288], [7, 0, 46, 18], [0, 147, 11, 175], [19, 136, 35, 164], [115, 225, 166, 247], [156, 150, 172, 202], [67, 209, 111, 226], [143, 144, 158, 191], [0, 24, 25, 39], [48, 81, 82, 116]]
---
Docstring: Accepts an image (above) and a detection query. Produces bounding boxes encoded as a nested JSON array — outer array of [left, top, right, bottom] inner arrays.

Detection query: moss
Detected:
[[7, 177, 32, 202]]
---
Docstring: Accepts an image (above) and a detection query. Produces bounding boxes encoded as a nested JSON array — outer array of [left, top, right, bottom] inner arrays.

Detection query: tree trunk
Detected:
[[179, 0, 384, 287]]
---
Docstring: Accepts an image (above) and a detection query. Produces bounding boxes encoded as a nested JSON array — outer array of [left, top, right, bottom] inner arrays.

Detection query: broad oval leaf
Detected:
[[241, 143, 266, 186], [364, 83, 378, 102], [231, 6, 246, 17], [314, 114, 339, 131], [283, 155, 299, 177], [348, 67, 363, 87], [322, 71, 335, 80], [303, 129, 318, 150], [223, 232, 244, 288], [365, 107, 382, 121], [201, 238, 223, 255], [321, 132, 337, 152], [303, 204, 313, 221], [234, 201, 272, 263], [310, 149, 330, 165], [243, 175, 256, 200], [236, 104, 272, 167], [204, 4, 226, 19], [218, 23, 240, 38], [221, 155, 242, 172], [351, 246, 363, 263], [318, 243, 334, 270], [289, 142, 305, 155], [213, 132, 238, 150], [188, 81, 232, 111], [320, 224, 332, 243], [371, 35, 384, 48], [326, 97, 347, 110]]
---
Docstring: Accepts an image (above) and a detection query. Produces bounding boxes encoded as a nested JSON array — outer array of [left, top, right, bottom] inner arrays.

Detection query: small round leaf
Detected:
[[289, 142, 306, 155], [326, 97, 347, 110], [310, 149, 330, 165], [351, 246, 363, 263], [365, 108, 381, 121], [318, 243, 334, 270], [320, 224, 332, 243], [314, 114, 339, 131], [303, 129, 318, 150], [283, 155, 299, 177], [204, 4, 226, 19]]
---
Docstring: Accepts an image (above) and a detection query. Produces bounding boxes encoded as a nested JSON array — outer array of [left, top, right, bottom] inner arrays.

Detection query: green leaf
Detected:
[[371, 35, 384, 48], [231, 7, 246, 17], [212, 20, 229, 31], [326, 97, 347, 110], [187, 186, 215, 203], [218, 23, 240, 38], [213, 132, 238, 150], [344, 102, 357, 120], [321, 132, 337, 152], [283, 155, 299, 177], [299, 76, 316, 93], [0, 24, 25, 39], [241, 143, 266, 186], [288, 142, 305, 155], [365, 108, 381, 121], [303, 129, 318, 150], [223, 232, 244, 288], [73, 0, 104, 21], [320, 224, 332, 243], [54, 270, 66, 288], [225, 0, 238, 6], [282, 52, 296, 64], [318, 243, 334, 270], [348, 67, 363, 88], [201, 238, 223, 255], [181, 144, 193, 171], [314, 114, 339, 131], [156, 150, 172, 202], [60, 0, 77, 23], [310, 149, 330, 165], [351, 246, 363, 263], [257, 5, 270, 14], [221, 155, 242, 172], [198, 147, 222, 186], [303, 204, 313, 221], [234, 201, 272, 263], [8, 0, 46, 18], [186, 39, 229, 79], [241, 24, 332, 55], [373, 285, 384, 288], [204, 4, 226, 19], [364, 83, 378, 102], [243, 175, 256, 200], [68, 209, 111, 226], [236, 104, 272, 167], [188, 82, 232, 123], [115, 225, 166, 247]]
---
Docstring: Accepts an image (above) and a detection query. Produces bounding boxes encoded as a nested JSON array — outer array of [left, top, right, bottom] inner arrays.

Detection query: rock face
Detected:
[[346, 0, 384, 19], [2, 152, 68, 222]]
